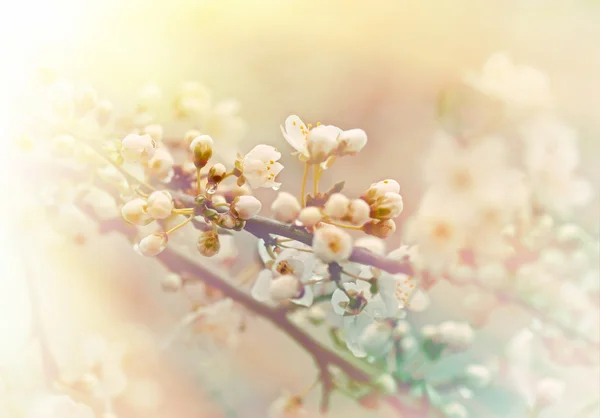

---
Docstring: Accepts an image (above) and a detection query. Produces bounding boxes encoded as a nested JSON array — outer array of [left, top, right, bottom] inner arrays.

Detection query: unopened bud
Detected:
[[363, 219, 396, 238], [231, 195, 262, 220], [189, 135, 213, 168]]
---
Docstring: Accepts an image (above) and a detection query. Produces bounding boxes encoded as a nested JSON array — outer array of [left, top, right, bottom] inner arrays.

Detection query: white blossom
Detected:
[[271, 192, 301, 222], [189, 135, 214, 168], [242, 145, 283, 189], [348, 198, 371, 225], [312, 226, 353, 263], [298, 206, 322, 228], [305, 124, 340, 163], [121, 133, 156, 162], [337, 128, 368, 155], [145, 191, 173, 220], [437, 321, 474, 349], [364, 179, 400, 202], [324, 193, 350, 220], [138, 232, 168, 256], [121, 198, 152, 226], [231, 195, 262, 220]]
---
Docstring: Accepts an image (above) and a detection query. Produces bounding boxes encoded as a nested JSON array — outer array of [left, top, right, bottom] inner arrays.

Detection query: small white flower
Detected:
[[370, 192, 404, 220], [348, 198, 371, 225], [145, 148, 174, 181], [270, 275, 301, 301], [121, 198, 152, 226], [271, 192, 301, 223], [313, 226, 353, 263], [189, 135, 214, 168], [197, 230, 220, 257], [306, 124, 340, 163], [138, 232, 167, 256], [28, 395, 94, 418], [324, 193, 350, 220], [145, 191, 173, 220], [298, 206, 322, 227], [535, 378, 565, 407], [242, 145, 283, 189], [363, 219, 397, 238], [121, 133, 156, 162], [208, 163, 227, 184], [161, 273, 183, 292], [337, 128, 368, 155], [364, 179, 400, 202], [231, 195, 262, 220]]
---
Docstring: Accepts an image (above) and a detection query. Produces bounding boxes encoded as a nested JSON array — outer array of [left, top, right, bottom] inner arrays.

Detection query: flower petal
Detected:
[[251, 270, 273, 302]]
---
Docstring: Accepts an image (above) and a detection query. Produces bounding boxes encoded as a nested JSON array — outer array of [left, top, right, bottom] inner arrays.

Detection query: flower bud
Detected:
[[438, 321, 474, 349], [306, 125, 339, 163], [313, 226, 353, 263], [363, 219, 396, 238], [145, 191, 173, 219], [138, 232, 167, 256], [189, 135, 214, 168], [208, 163, 227, 185], [370, 192, 403, 220], [146, 148, 174, 181], [348, 198, 371, 225], [298, 206, 322, 228], [121, 133, 156, 162], [161, 273, 183, 292], [364, 179, 400, 203], [121, 198, 152, 225], [271, 192, 301, 223], [231, 195, 262, 220], [95, 99, 113, 126], [197, 230, 220, 257], [324, 193, 350, 220], [144, 124, 163, 143], [464, 364, 491, 387], [337, 128, 367, 155], [269, 274, 300, 300]]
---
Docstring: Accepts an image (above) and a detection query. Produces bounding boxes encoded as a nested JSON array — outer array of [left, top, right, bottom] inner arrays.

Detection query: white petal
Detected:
[[282, 115, 307, 152], [292, 287, 314, 307], [251, 270, 273, 302], [331, 289, 349, 315]]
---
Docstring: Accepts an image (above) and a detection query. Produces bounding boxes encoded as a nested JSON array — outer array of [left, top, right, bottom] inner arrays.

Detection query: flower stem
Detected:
[[166, 214, 195, 235], [196, 168, 202, 195], [300, 163, 309, 207], [313, 164, 320, 195]]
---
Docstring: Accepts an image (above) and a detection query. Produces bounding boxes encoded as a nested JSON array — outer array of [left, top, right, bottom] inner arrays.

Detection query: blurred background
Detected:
[[1, 0, 599, 417]]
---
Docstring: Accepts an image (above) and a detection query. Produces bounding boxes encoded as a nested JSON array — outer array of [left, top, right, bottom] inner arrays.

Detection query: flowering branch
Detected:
[[80, 201, 422, 416]]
